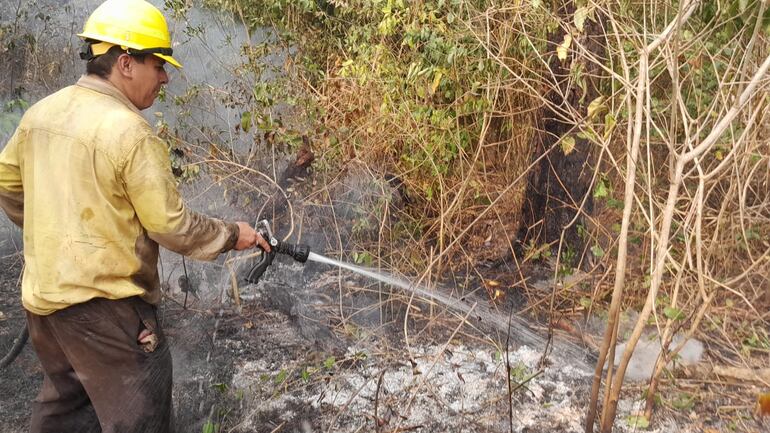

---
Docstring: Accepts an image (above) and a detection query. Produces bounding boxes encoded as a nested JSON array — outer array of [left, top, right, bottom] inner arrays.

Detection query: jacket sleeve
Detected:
[[121, 133, 239, 261], [0, 128, 25, 228]]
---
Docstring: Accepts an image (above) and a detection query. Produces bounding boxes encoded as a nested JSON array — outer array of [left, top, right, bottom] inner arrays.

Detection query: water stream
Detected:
[[307, 252, 593, 368]]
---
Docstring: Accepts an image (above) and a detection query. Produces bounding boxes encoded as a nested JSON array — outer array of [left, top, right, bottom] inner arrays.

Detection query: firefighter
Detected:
[[0, 0, 269, 431]]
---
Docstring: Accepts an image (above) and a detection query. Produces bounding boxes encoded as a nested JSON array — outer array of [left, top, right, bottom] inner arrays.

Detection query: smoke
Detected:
[[0, 2, 294, 426], [613, 334, 704, 382]]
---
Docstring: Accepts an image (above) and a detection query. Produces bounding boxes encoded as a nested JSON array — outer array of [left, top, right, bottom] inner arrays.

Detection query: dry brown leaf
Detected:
[[756, 392, 770, 418]]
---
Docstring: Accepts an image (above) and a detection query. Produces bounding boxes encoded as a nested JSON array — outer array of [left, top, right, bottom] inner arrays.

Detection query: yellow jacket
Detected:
[[0, 75, 238, 315]]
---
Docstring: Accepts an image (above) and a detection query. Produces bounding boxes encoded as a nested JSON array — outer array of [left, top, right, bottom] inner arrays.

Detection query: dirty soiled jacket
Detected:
[[0, 75, 239, 315]]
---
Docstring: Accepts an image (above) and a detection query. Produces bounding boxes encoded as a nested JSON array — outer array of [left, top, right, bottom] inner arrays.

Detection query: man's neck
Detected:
[[79, 74, 142, 114], [91, 73, 140, 111]]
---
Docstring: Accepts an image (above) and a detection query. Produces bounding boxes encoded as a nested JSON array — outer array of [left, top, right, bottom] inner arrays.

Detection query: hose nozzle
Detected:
[[247, 220, 310, 284], [276, 242, 309, 263]]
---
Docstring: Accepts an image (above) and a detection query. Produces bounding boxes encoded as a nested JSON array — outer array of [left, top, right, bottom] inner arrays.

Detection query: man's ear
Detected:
[[114, 53, 134, 78]]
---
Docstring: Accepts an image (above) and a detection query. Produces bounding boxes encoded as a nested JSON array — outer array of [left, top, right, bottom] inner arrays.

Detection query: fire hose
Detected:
[[0, 324, 28, 369]]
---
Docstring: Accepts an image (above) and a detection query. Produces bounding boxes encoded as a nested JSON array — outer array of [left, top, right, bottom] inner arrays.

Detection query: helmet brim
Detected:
[[154, 53, 182, 69]]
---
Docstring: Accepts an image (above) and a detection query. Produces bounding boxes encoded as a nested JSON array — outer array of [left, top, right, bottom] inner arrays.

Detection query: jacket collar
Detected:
[[76, 75, 143, 116]]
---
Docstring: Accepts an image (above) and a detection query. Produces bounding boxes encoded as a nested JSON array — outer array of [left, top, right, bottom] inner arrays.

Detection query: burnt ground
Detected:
[[0, 254, 34, 431], [0, 255, 321, 433], [0, 199, 754, 433], [0, 249, 700, 433]]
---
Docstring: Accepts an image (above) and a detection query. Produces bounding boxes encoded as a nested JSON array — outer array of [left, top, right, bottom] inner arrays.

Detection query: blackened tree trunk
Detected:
[[521, 1, 606, 261]]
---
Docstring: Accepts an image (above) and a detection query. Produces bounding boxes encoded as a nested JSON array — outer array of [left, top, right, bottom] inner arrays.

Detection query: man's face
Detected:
[[125, 55, 168, 110]]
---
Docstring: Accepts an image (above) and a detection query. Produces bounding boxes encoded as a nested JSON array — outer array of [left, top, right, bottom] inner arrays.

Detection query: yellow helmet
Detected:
[[78, 0, 182, 68]]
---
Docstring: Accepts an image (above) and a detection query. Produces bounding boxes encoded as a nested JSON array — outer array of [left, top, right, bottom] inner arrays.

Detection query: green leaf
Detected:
[[587, 96, 606, 119], [626, 414, 650, 429], [593, 180, 608, 199], [353, 251, 372, 265], [240, 112, 251, 133], [557, 34, 572, 61], [670, 393, 695, 410], [745, 228, 760, 241], [560, 135, 576, 155], [590, 245, 604, 258], [274, 369, 288, 384], [577, 128, 600, 144], [604, 113, 616, 140], [431, 70, 444, 94], [301, 369, 311, 382], [579, 297, 592, 308], [607, 198, 624, 209], [4, 98, 29, 112], [211, 382, 228, 393], [574, 7, 588, 32], [663, 307, 685, 321], [202, 421, 218, 433], [509, 362, 529, 382], [324, 356, 336, 369]]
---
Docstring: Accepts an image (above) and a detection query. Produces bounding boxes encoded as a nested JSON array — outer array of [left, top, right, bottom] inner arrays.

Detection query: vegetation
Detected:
[[197, 0, 770, 431]]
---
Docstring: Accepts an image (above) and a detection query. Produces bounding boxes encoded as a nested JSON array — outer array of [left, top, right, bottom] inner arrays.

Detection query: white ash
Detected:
[[308, 343, 592, 431], [231, 359, 272, 390]]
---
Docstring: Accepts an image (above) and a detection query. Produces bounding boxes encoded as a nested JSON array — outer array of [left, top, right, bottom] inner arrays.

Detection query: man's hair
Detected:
[[85, 45, 147, 79]]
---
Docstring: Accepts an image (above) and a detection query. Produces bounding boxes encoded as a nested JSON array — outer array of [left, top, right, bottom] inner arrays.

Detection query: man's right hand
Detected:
[[235, 222, 271, 252]]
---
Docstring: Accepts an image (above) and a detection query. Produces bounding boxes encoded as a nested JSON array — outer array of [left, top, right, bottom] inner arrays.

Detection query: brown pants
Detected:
[[26, 297, 173, 433]]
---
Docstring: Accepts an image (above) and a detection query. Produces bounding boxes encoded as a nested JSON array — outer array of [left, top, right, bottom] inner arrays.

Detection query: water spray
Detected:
[[246, 220, 310, 284], [242, 220, 590, 367]]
